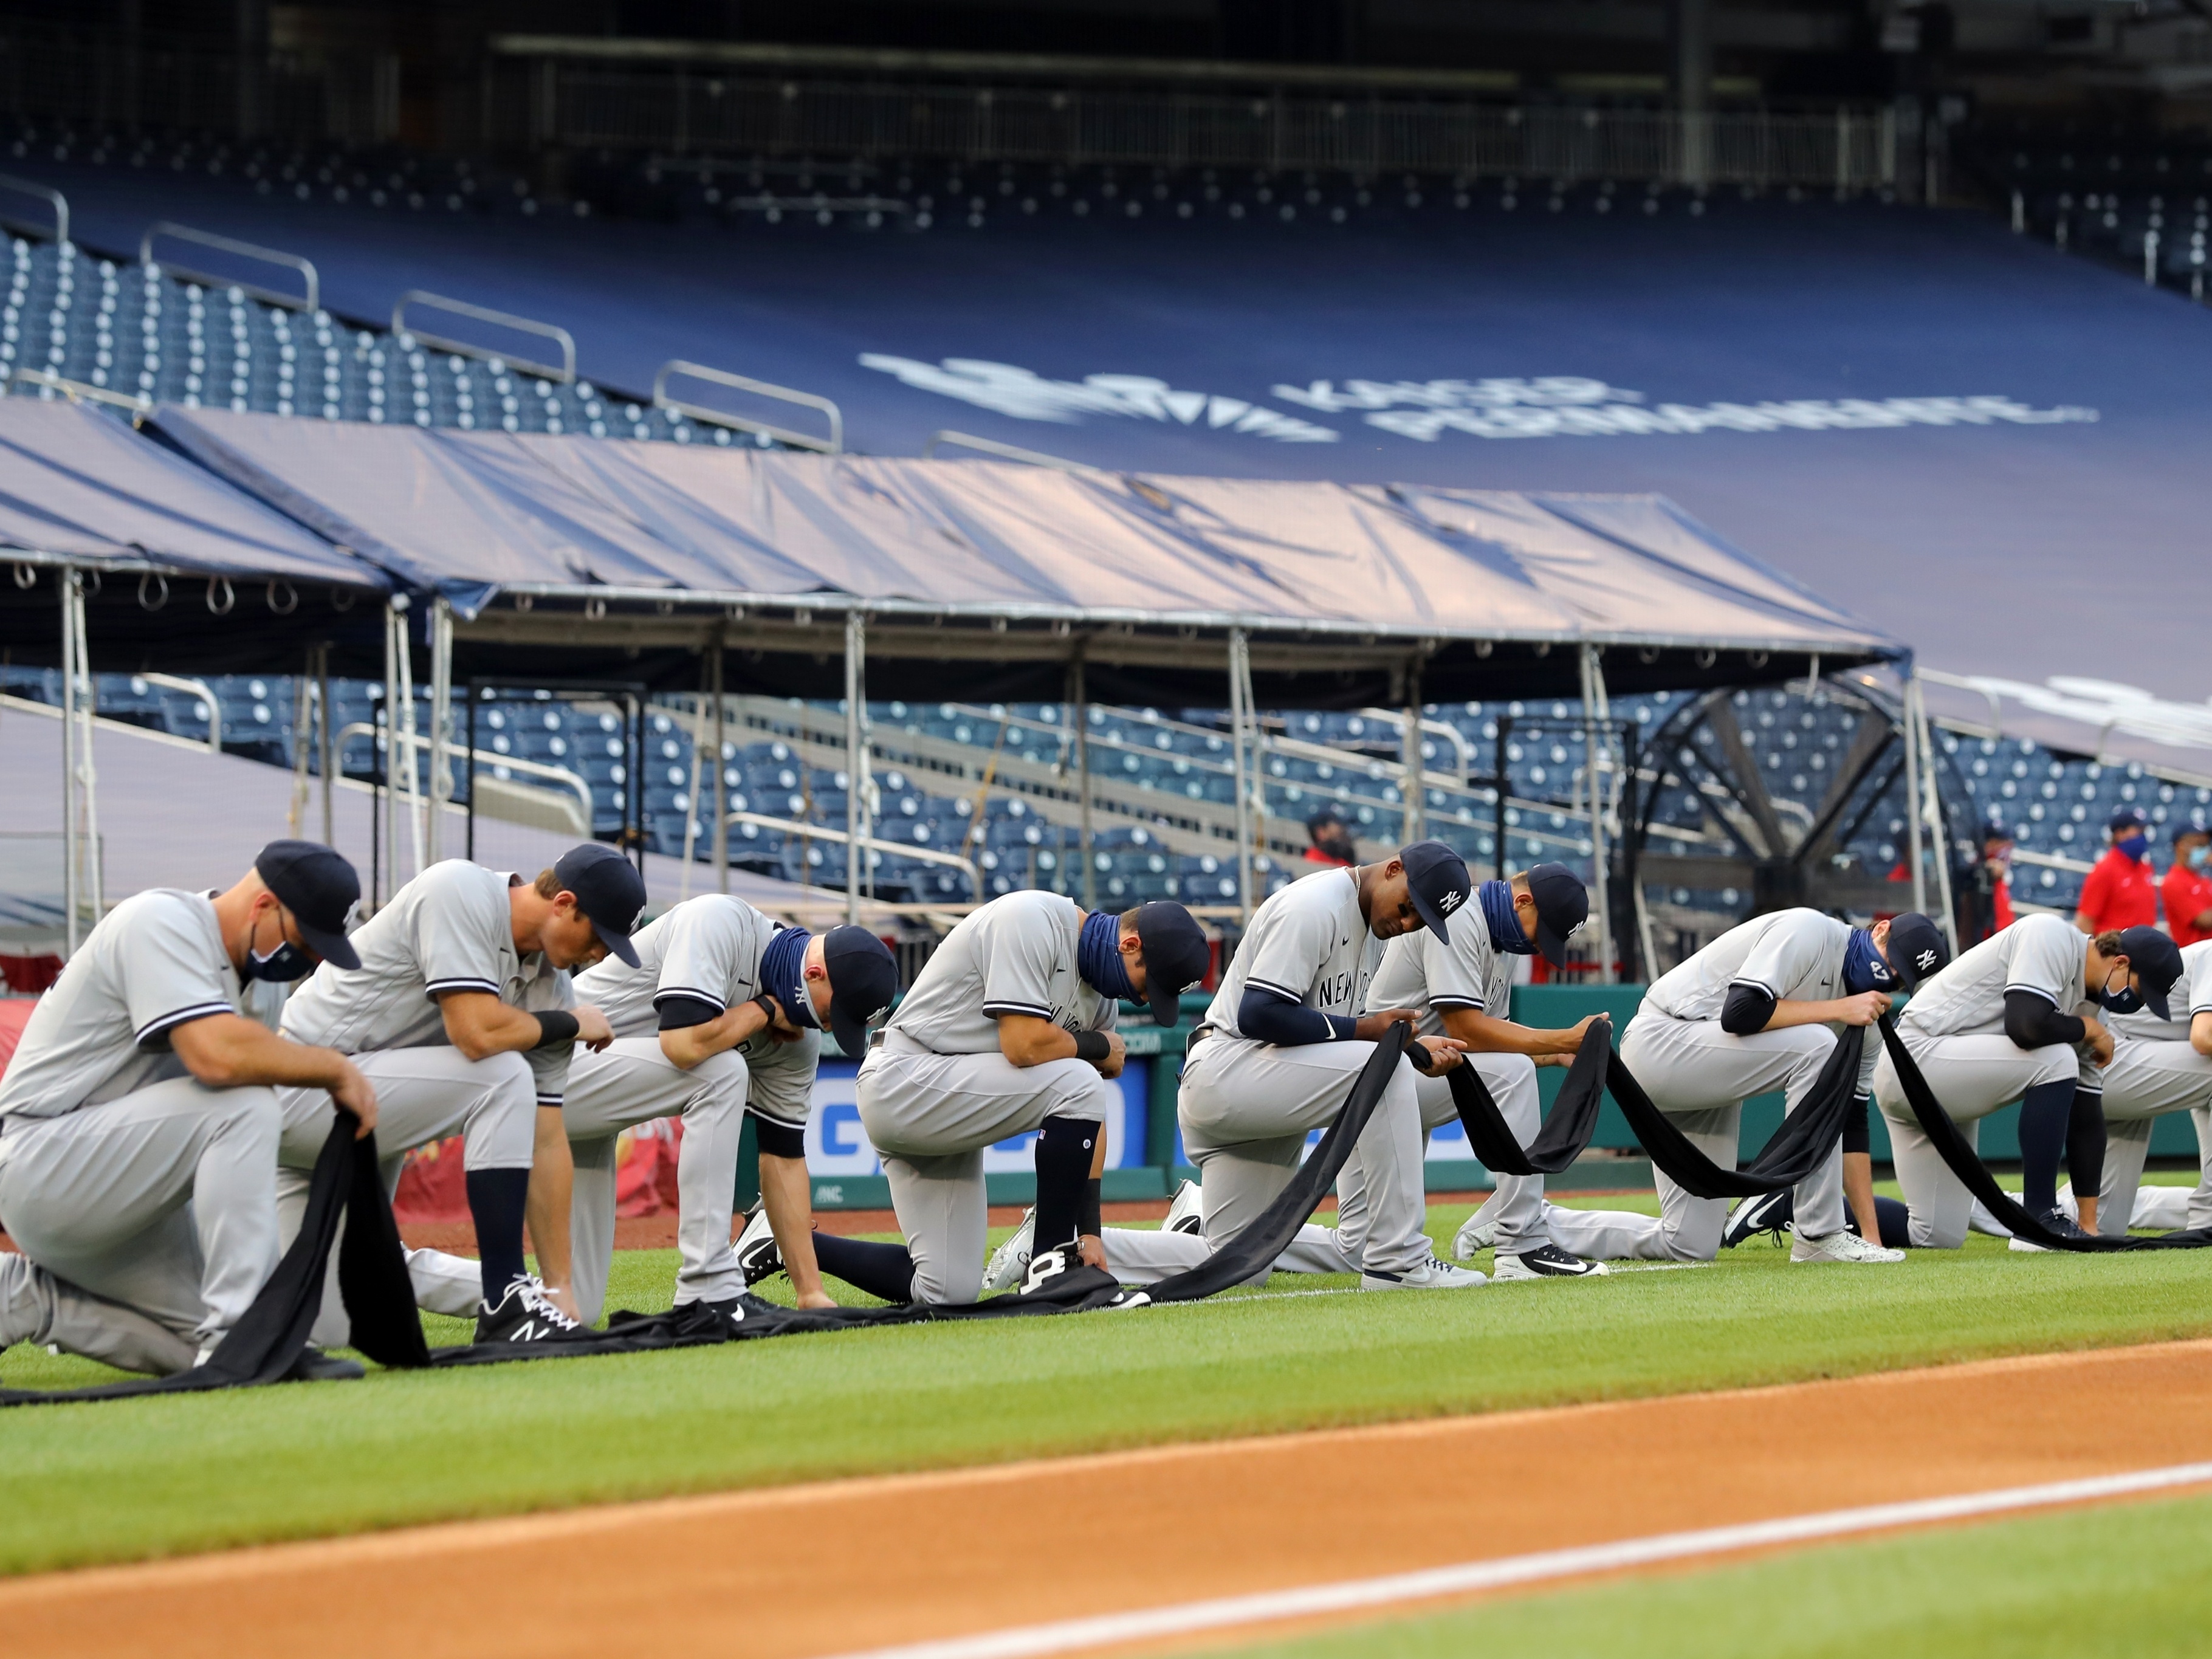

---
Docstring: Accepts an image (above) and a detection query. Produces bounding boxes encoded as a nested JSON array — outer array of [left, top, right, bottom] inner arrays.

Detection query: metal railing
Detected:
[[924, 430, 1098, 473], [653, 360, 842, 452], [0, 172, 65, 245], [393, 291, 577, 385], [336, 722, 596, 831], [137, 672, 222, 754], [723, 809, 981, 894], [141, 222, 318, 313], [9, 367, 151, 413]]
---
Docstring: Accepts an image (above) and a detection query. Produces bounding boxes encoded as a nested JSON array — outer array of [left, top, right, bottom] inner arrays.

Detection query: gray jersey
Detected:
[[1204, 867, 1381, 1040], [573, 894, 816, 1124], [280, 859, 576, 1105], [1644, 909, 1852, 1023], [1364, 911, 1511, 1039], [888, 890, 1113, 1055], [1898, 912, 2087, 1041], [2111, 938, 2212, 1045], [0, 889, 240, 1121]]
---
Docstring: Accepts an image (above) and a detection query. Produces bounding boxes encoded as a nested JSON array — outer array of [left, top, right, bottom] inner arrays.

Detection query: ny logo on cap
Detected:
[[1915, 948, 1939, 970], [1437, 889, 1463, 914]]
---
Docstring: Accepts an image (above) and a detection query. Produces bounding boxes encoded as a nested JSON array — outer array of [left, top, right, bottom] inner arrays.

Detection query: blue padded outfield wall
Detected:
[[21, 159, 2212, 704]]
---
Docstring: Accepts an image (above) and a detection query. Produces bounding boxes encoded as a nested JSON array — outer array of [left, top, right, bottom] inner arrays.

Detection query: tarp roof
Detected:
[[149, 407, 1902, 665], [0, 400, 386, 587]]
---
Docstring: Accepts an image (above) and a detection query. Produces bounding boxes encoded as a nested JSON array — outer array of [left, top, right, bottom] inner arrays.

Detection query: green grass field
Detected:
[[1209, 1488, 2212, 1659], [3, 1183, 2210, 1577]]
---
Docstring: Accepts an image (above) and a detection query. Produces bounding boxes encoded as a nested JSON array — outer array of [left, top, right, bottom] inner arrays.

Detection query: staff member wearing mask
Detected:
[[1959, 816, 2016, 947], [2076, 806, 2159, 936], [2163, 811, 2212, 949]]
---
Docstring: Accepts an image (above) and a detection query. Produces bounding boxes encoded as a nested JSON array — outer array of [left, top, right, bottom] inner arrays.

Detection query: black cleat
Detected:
[[1492, 1243, 1609, 1280], [284, 1345, 365, 1382], [2008, 1207, 2089, 1253], [1722, 1189, 1794, 1248], [473, 1278, 586, 1345], [733, 1199, 785, 1286]]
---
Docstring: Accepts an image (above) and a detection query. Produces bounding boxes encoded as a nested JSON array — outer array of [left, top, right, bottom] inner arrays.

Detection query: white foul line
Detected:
[[821, 1460, 2212, 1659]]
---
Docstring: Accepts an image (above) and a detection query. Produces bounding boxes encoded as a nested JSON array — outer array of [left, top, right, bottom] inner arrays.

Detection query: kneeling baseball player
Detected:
[[807, 891, 1210, 1306], [1874, 915, 2179, 1248], [1087, 844, 1485, 1293], [409, 896, 898, 1322], [0, 842, 375, 1377], [1542, 907, 1946, 1265], [277, 845, 644, 1345], [2088, 936, 2212, 1235]]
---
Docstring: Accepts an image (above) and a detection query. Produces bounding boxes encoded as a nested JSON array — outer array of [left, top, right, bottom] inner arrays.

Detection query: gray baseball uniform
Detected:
[[411, 895, 822, 1324], [1102, 867, 1436, 1285], [1545, 909, 1863, 1263], [280, 859, 570, 1340], [1273, 910, 1545, 1272], [1872, 911, 2092, 1248], [2090, 939, 2212, 1235], [0, 890, 280, 1375], [855, 890, 1118, 1305]]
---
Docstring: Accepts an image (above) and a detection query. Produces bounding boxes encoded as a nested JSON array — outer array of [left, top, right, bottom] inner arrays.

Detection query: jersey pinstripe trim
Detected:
[[423, 975, 501, 997], [134, 1000, 238, 1045], [651, 984, 728, 1011], [981, 998, 1056, 1020], [1242, 977, 1306, 1001], [2003, 981, 2059, 1005], [1427, 992, 1485, 1009]]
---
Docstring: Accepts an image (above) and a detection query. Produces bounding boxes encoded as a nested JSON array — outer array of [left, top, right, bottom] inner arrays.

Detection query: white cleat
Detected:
[[1451, 1210, 1499, 1263], [1362, 1256, 1487, 1291], [1492, 1243, 1609, 1280], [1791, 1229, 1905, 1265], [981, 1207, 1036, 1294], [1164, 1178, 1204, 1236], [733, 1198, 783, 1286]]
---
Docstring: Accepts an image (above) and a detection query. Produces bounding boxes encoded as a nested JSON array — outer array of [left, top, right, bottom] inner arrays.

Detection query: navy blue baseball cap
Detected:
[[1400, 840, 1472, 944], [255, 839, 362, 970], [821, 925, 898, 1057], [2172, 810, 2210, 844], [554, 843, 646, 967], [1135, 901, 1211, 1026], [2115, 925, 2183, 1022], [1523, 862, 1589, 969], [1882, 912, 1949, 989], [2110, 805, 2150, 834]]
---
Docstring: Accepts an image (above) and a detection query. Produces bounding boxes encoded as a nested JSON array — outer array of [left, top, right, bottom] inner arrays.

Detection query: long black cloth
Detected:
[[1445, 1018, 1862, 1200], [1875, 1016, 2212, 1251], [0, 1115, 428, 1406]]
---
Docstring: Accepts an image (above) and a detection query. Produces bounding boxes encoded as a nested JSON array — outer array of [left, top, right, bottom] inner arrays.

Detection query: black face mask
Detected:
[[242, 912, 314, 983], [2098, 967, 2143, 1016]]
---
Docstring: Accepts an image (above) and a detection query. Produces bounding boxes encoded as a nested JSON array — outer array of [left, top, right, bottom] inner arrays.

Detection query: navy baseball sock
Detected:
[[809, 1233, 916, 1304], [464, 1168, 531, 1305], [2067, 1088, 2107, 1217], [2017, 1078, 2076, 1216], [1032, 1115, 1097, 1256]]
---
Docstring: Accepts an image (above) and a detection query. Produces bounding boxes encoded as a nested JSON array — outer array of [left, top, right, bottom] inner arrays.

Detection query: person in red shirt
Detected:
[[2163, 810, 2212, 947], [2076, 805, 2159, 934], [1957, 816, 2015, 944], [1302, 806, 1357, 868]]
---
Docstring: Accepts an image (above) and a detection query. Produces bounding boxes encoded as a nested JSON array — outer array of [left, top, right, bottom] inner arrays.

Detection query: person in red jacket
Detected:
[[2076, 805, 2159, 935], [1957, 815, 2015, 945], [2163, 810, 2212, 947]]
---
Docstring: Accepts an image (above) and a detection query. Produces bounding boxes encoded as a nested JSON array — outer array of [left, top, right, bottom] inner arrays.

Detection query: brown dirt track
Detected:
[[12, 1338, 2212, 1659]]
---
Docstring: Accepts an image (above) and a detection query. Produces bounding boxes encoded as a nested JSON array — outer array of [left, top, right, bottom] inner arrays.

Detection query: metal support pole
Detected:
[[1228, 629, 1255, 922], [380, 600, 401, 901], [679, 656, 709, 902], [1901, 674, 1927, 919], [1072, 655, 1095, 908], [393, 600, 423, 877], [288, 659, 313, 836], [60, 568, 80, 956], [1401, 661, 1425, 843], [843, 609, 866, 922], [1492, 715, 1511, 882], [710, 636, 727, 895], [1579, 644, 1616, 985], [426, 597, 452, 866], [317, 643, 334, 848], [1912, 676, 1960, 950]]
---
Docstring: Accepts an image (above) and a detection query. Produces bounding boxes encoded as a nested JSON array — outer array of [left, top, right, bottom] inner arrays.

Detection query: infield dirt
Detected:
[[9, 1338, 2212, 1659]]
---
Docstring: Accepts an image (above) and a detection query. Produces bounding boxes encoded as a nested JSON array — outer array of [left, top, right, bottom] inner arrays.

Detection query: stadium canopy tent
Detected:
[[146, 407, 1914, 964], [0, 399, 390, 953]]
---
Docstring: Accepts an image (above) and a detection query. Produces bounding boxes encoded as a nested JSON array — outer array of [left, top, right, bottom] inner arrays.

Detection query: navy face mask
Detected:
[[759, 926, 820, 1028], [1479, 879, 1535, 955], [241, 910, 314, 983], [1841, 929, 1898, 996], [2100, 969, 2144, 1015], [1077, 908, 1136, 1001]]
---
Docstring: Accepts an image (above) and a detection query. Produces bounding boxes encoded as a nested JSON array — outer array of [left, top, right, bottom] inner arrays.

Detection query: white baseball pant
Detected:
[[275, 1045, 538, 1346], [1873, 1030, 2081, 1249], [1535, 1012, 1844, 1263], [856, 1033, 1116, 1306], [2090, 1037, 2212, 1238], [0, 1075, 281, 1373], [1101, 1032, 1434, 1285]]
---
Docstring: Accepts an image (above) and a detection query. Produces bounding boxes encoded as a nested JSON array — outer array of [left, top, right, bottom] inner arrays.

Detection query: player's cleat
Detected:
[[284, 1344, 365, 1382], [1450, 1209, 1499, 1262], [2008, 1207, 2088, 1253], [733, 1198, 785, 1286], [1966, 1197, 2015, 1239], [1361, 1256, 1487, 1291], [1791, 1229, 1906, 1264], [1722, 1189, 1793, 1248], [474, 1277, 586, 1344], [1164, 1179, 1204, 1236], [1492, 1243, 1609, 1280], [981, 1207, 1036, 1294]]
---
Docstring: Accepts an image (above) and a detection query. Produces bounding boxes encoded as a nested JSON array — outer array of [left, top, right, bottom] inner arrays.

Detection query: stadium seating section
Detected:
[[1959, 120, 2212, 298]]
